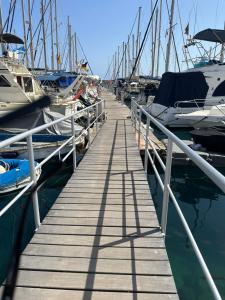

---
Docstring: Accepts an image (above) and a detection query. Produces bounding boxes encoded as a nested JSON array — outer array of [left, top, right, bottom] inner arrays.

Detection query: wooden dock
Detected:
[[6, 90, 179, 299]]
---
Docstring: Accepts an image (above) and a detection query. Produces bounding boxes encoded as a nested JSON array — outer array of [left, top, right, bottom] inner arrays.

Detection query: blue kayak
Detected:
[[0, 159, 41, 194]]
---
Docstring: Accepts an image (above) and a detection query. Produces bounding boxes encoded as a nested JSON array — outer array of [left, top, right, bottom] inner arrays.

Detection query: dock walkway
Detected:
[[10, 90, 178, 299]]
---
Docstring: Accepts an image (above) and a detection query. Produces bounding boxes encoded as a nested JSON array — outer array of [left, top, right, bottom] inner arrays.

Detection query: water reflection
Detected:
[[148, 165, 225, 300]]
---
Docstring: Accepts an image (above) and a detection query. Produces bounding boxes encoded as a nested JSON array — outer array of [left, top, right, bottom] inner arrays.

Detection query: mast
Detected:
[[50, 0, 54, 70], [68, 16, 72, 72], [127, 36, 131, 76], [152, 7, 158, 77], [165, 0, 175, 72], [135, 7, 141, 76], [54, 0, 59, 70], [21, 0, 29, 66], [132, 34, 135, 71], [220, 23, 225, 63], [41, 0, 47, 71], [121, 43, 124, 78], [27, 0, 34, 69], [156, 0, 162, 77], [74, 32, 78, 72], [117, 45, 120, 77], [0, 4, 6, 55]]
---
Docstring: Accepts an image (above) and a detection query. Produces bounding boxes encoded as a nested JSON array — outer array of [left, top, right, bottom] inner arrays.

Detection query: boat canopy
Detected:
[[193, 28, 225, 43], [0, 33, 24, 44], [153, 72, 209, 108], [37, 72, 77, 88]]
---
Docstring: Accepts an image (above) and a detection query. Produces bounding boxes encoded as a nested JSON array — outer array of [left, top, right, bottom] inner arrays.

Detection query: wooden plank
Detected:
[[24, 244, 168, 260], [0, 288, 179, 300], [16, 270, 177, 293], [37, 224, 160, 236], [20, 255, 172, 275], [47, 209, 157, 220], [43, 216, 159, 227], [31, 234, 165, 248], [51, 203, 155, 212]]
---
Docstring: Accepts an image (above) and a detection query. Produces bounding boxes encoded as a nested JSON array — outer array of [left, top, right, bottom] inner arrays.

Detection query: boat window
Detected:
[[0, 75, 11, 87], [17, 76, 22, 87], [213, 80, 225, 96], [23, 77, 33, 93]]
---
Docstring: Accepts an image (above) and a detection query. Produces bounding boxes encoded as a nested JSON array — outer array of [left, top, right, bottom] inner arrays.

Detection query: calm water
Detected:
[[0, 160, 73, 283], [148, 165, 225, 300]]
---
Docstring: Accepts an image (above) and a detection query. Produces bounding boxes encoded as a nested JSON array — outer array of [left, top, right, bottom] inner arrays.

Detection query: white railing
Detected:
[[0, 99, 105, 229], [131, 100, 223, 300]]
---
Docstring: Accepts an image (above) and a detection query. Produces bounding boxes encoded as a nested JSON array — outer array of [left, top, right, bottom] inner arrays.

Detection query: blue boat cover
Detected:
[[0, 159, 38, 191]]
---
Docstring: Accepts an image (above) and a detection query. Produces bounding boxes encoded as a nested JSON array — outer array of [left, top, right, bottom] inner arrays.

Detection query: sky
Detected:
[[2, 0, 225, 78]]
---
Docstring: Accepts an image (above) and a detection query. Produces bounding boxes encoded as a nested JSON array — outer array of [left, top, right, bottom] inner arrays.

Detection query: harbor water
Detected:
[[0, 160, 73, 284], [148, 165, 225, 300]]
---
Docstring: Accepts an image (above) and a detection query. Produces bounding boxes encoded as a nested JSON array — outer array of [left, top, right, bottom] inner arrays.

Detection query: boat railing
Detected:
[[0, 99, 105, 230], [174, 98, 206, 109], [131, 100, 223, 300]]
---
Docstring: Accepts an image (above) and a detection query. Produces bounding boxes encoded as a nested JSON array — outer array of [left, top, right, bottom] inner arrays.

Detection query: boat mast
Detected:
[[156, 0, 162, 77], [152, 7, 158, 77], [41, 0, 48, 71], [135, 6, 141, 76], [74, 32, 78, 72], [0, 4, 6, 55], [21, 0, 29, 66], [54, 0, 59, 70], [165, 0, 175, 72], [27, 0, 34, 69], [68, 16, 72, 72], [122, 42, 124, 78], [220, 23, 225, 63], [50, 0, 54, 70]]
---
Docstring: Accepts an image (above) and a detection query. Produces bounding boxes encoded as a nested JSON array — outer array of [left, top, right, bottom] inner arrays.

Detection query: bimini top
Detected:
[[0, 33, 24, 44], [153, 71, 209, 108], [193, 28, 225, 43]]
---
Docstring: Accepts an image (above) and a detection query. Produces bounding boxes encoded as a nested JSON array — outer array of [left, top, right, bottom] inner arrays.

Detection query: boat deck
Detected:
[[6, 90, 179, 299]]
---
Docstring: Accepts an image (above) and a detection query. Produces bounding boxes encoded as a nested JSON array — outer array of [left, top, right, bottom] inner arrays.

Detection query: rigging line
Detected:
[[24, 0, 51, 54], [176, 0, 191, 68], [5, 0, 13, 32], [77, 36, 94, 75], [114, 9, 139, 80], [129, 0, 159, 80], [2, 0, 15, 34], [26, 0, 35, 44], [9, 0, 16, 33], [103, 56, 114, 80], [165, 0, 180, 72]]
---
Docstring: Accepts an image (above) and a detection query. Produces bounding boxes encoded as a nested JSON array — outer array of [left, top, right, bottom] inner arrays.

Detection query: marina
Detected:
[[1, 0, 225, 299]]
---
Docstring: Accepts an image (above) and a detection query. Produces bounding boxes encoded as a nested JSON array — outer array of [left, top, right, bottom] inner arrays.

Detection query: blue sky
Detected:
[[2, 0, 225, 78]]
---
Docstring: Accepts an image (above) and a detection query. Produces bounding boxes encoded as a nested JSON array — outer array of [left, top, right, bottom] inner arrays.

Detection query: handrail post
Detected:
[[71, 114, 76, 171], [96, 102, 98, 133], [87, 107, 90, 148], [131, 100, 134, 127], [144, 116, 150, 173], [138, 108, 142, 149], [161, 138, 173, 235], [27, 135, 41, 230]]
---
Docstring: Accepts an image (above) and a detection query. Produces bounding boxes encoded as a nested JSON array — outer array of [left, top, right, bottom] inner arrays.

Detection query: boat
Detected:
[[0, 158, 41, 194], [191, 128, 225, 153], [147, 28, 225, 127], [176, 104, 225, 128]]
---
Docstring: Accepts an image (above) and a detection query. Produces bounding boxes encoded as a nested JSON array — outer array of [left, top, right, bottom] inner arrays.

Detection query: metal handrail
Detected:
[[131, 100, 222, 300], [0, 100, 105, 227]]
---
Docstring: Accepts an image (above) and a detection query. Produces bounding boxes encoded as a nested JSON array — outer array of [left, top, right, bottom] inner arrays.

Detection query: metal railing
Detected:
[[131, 100, 223, 300], [0, 99, 105, 229]]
